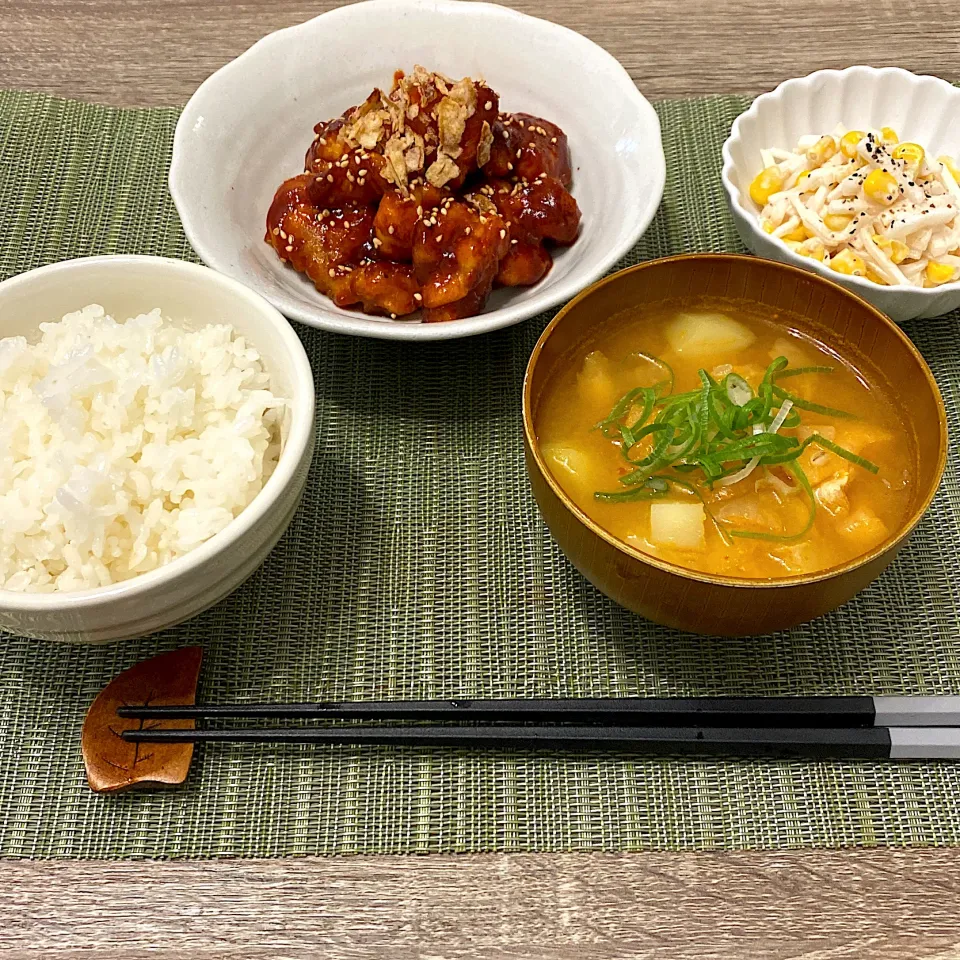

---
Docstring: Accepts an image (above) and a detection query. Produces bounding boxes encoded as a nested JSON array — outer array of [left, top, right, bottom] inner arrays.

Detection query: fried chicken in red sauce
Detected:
[[373, 183, 451, 261], [265, 174, 417, 316], [412, 199, 509, 320], [265, 66, 580, 321], [481, 175, 581, 245], [495, 239, 553, 287], [484, 113, 573, 186]]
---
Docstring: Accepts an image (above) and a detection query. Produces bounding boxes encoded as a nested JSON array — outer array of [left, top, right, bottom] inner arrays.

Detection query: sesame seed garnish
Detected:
[[390, 313, 397, 319], [465, 227, 472, 235], [373, 237, 382, 248], [358, 169, 368, 177], [516, 149, 522, 159], [272, 227, 280, 236], [285, 244, 293, 252], [319, 137, 327, 145], [436, 234, 443, 241], [327, 174, 334, 182], [499, 229, 506, 239], [506, 162, 513, 171], [484, 100, 493, 110], [511, 238, 518, 245], [388, 225, 395, 234], [328, 268, 336, 277], [550, 137, 557, 144], [414, 293, 422, 301], [279, 229, 287, 240], [527, 125, 536, 132]]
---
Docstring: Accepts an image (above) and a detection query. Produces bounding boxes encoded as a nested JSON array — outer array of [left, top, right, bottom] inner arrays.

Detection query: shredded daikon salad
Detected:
[[749, 127, 960, 287]]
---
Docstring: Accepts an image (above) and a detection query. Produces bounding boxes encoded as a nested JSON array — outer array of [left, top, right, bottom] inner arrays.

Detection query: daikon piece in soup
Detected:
[[535, 297, 914, 578]]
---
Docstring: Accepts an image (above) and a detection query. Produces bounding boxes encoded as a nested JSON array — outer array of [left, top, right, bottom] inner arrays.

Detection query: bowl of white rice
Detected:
[[0, 256, 315, 642]]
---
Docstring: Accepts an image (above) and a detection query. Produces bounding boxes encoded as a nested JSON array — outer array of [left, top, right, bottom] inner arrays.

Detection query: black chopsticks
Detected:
[[120, 695, 880, 725], [118, 696, 960, 760]]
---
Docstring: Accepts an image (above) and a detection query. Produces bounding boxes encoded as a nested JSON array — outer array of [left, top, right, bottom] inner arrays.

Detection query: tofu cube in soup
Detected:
[[665, 312, 757, 357], [650, 503, 706, 550]]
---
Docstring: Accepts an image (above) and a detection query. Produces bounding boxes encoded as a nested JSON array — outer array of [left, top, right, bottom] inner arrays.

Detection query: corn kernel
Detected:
[[880, 126, 899, 144], [783, 239, 804, 253], [823, 212, 853, 231], [865, 264, 889, 286], [795, 169, 812, 186], [761, 219, 775, 234], [892, 142, 925, 170], [872, 235, 909, 264], [840, 130, 865, 158], [829, 249, 866, 277], [749, 165, 783, 206], [926, 261, 958, 286], [799, 239, 827, 262], [806, 135, 838, 166], [781, 223, 809, 242], [863, 169, 899, 205], [939, 155, 960, 182]]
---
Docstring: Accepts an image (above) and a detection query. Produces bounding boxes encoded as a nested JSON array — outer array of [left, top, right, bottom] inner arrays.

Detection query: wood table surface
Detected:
[[3, 0, 960, 956]]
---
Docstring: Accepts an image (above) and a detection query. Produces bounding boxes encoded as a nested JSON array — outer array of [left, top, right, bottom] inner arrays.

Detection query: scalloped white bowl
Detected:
[[722, 66, 960, 323], [169, 0, 665, 341]]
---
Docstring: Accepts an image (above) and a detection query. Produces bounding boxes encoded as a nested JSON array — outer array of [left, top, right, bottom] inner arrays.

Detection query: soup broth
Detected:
[[535, 297, 915, 578]]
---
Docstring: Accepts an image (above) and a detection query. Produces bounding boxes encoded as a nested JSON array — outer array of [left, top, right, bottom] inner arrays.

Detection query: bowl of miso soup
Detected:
[[523, 254, 947, 636]]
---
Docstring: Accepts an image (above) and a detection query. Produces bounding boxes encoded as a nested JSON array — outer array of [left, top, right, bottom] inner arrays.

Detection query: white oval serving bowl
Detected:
[[169, 0, 665, 341], [721, 66, 960, 323], [0, 256, 316, 643]]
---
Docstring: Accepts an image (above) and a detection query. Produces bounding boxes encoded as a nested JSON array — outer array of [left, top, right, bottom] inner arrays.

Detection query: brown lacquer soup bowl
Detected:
[[523, 254, 947, 636]]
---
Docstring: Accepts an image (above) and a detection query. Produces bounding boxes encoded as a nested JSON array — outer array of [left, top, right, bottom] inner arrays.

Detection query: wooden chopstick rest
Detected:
[[81, 646, 202, 793]]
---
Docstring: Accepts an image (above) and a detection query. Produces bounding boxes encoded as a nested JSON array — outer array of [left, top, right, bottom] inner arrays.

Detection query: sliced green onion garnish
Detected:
[[771, 384, 857, 420], [591, 353, 881, 541]]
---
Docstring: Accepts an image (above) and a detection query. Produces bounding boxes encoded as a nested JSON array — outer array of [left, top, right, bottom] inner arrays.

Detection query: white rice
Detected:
[[0, 304, 286, 593]]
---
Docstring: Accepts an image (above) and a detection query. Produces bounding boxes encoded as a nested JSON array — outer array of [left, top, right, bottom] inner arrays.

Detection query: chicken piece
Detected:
[[373, 183, 451, 261], [496, 238, 552, 286], [304, 106, 389, 208], [837, 507, 889, 552], [350, 261, 421, 317], [481, 175, 581, 245], [394, 68, 499, 189], [814, 470, 851, 517], [485, 112, 573, 186], [412, 199, 509, 319], [421, 286, 491, 323], [265, 174, 419, 316], [770, 539, 826, 576], [266, 174, 369, 306]]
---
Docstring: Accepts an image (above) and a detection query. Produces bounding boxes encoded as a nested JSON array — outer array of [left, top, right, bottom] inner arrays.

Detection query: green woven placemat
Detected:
[[3, 89, 960, 858]]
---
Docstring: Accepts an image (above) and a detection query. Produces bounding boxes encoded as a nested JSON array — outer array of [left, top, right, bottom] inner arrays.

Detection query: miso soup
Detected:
[[535, 297, 915, 578]]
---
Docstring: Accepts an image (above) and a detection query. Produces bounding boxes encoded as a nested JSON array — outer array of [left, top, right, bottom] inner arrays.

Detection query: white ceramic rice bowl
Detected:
[[722, 66, 960, 322], [0, 256, 315, 643], [169, 0, 665, 340]]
